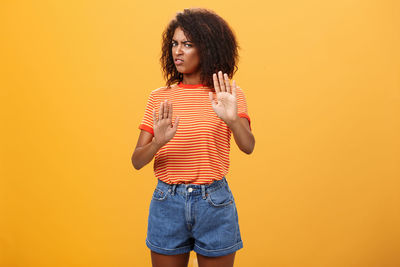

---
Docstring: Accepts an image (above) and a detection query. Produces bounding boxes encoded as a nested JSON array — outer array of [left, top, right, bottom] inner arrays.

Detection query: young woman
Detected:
[[132, 8, 255, 267]]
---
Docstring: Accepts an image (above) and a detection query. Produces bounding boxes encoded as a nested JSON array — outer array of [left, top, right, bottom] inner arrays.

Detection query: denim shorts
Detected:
[[145, 177, 243, 257]]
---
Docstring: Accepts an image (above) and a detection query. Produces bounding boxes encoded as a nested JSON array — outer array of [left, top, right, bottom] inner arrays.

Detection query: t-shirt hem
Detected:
[[157, 176, 225, 185]]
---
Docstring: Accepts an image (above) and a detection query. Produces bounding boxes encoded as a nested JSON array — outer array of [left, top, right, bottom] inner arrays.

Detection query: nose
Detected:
[[175, 44, 183, 55]]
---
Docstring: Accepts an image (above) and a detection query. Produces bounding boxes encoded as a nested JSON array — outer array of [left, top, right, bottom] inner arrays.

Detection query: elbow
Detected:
[[240, 144, 254, 154], [132, 162, 143, 170], [242, 146, 254, 155], [241, 138, 255, 155], [133, 163, 142, 170], [131, 155, 143, 170]]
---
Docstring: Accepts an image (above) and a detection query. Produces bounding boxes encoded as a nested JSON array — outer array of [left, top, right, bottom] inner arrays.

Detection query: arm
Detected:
[[227, 117, 255, 154], [209, 71, 255, 154], [131, 130, 162, 170], [131, 100, 180, 170]]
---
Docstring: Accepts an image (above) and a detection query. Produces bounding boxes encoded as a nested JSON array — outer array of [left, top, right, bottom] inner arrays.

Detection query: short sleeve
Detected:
[[138, 92, 155, 135], [236, 87, 251, 130]]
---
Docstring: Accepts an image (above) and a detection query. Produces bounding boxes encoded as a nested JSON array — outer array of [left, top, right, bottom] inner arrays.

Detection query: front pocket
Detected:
[[152, 188, 168, 201], [207, 185, 234, 207]]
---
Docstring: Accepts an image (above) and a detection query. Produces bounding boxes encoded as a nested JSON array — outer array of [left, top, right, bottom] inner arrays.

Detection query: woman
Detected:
[[132, 8, 255, 267]]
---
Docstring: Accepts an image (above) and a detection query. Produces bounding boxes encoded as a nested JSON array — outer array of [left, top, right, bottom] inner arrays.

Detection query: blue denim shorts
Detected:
[[145, 177, 243, 257]]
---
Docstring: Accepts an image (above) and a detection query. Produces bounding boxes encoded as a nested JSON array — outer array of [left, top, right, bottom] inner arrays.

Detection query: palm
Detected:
[[212, 92, 237, 122], [209, 71, 239, 126], [153, 100, 179, 147], [154, 119, 176, 144]]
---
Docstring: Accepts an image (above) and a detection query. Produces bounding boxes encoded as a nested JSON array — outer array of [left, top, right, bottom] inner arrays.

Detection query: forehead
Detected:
[[172, 27, 190, 41]]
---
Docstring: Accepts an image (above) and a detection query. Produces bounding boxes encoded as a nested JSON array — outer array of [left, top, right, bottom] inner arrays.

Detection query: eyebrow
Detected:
[[171, 40, 193, 44]]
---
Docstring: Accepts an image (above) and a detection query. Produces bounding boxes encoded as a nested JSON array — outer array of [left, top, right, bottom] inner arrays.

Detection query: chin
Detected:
[[175, 66, 197, 75], [176, 66, 187, 73]]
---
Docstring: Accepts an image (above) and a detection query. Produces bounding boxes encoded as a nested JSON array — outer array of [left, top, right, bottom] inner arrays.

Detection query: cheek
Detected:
[[186, 48, 198, 59], [188, 52, 200, 68]]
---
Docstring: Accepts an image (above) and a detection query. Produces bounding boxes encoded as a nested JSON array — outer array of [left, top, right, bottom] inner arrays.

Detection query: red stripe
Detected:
[[139, 83, 250, 184], [139, 124, 153, 135]]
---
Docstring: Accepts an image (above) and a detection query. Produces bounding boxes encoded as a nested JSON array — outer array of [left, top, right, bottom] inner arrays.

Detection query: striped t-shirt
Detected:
[[139, 82, 251, 185]]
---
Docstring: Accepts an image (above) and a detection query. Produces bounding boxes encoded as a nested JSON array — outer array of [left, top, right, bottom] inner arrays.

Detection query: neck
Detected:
[[182, 73, 201, 85]]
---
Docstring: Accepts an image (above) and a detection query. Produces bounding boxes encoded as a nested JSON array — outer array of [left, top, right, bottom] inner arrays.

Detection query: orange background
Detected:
[[1, 1, 399, 266]]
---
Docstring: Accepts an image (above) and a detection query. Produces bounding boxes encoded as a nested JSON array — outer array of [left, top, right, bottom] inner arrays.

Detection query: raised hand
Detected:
[[152, 100, 180, 148], [209, 71, 239, 126]]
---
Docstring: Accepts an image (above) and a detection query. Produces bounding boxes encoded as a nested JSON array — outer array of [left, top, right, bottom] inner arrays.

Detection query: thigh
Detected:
[[196, 251, 236, 267], [151, 250, 190, 267]]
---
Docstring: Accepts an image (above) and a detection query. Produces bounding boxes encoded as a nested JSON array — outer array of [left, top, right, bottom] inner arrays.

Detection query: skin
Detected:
[[150, 251, 236, 267], [132, 26, 255, 266], [172, 27, 201, 85]]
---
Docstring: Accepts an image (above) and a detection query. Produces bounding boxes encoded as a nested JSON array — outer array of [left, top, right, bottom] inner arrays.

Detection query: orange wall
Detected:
[[1, 1, 399, 266]]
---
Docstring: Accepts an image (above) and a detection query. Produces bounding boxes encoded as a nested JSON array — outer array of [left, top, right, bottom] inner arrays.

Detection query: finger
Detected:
[[168, 102, 173, 123], [159, 102, 163, 120], [218, 71, 226, 92], [224, 73, 231, 94], [213, 73, 220, 93], [232, 80, 237, 98], [153, 109, 157, 125], [163, 100, 168, 119]]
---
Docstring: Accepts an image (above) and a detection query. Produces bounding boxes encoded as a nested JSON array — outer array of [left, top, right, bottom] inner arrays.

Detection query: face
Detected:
[[171, 27, 200, 76]]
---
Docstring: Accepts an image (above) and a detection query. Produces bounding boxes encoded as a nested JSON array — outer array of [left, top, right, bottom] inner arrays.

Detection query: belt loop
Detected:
[[201, 185, 206, 200], [171, 184, 177, 195]]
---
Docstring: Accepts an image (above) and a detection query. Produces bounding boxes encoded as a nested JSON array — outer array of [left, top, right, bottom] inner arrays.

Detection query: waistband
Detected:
[[156, 177, 229, 200]]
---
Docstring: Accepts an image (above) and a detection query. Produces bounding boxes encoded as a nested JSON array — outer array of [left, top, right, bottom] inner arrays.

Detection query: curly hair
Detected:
[[160, 8, 239, 88]]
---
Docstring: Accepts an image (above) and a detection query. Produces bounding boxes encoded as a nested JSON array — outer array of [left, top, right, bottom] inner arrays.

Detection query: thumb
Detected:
[[209, 92, 216, 107], [152, 109, 157, 124], [172, 116, 180, 129], [232, 80, 237, 98]]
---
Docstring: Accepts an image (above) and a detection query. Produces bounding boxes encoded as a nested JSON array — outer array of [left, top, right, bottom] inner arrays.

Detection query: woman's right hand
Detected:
[[152, 99, 180, 148]]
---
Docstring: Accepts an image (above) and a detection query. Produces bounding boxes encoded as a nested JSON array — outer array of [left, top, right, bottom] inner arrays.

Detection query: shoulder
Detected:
[[149, 84, 177, 97]]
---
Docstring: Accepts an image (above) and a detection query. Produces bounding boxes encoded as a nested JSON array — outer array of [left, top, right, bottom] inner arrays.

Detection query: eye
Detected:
[[171, 41, 177, 47], [184, 43, 192, 48]]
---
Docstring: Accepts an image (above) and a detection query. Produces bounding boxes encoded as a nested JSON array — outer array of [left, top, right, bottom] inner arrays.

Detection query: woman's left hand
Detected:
[[209, 71, 239, 127]]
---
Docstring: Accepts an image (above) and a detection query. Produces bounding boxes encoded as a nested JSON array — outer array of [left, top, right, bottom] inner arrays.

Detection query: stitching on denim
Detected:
[[173, 183, 225, 196], [206, 182, 225, 194], [153, 188, 168, 201], [206, 185, 233, 207], [146, 238, 193, 251], [194, 240, 243, 252], [157, 177, 229, 196], [207, 197, 233, 207], [234, 203, 238, 242]]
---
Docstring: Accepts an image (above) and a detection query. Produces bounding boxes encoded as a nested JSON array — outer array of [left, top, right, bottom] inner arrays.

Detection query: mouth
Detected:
[[174, 58, 184, 65]]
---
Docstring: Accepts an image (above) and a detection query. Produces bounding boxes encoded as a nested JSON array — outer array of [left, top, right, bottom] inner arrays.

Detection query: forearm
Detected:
[[228, 117, 255, 154], [131, 138, 162, 170]]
